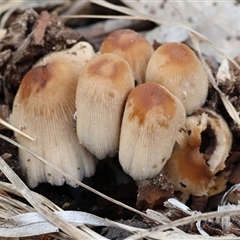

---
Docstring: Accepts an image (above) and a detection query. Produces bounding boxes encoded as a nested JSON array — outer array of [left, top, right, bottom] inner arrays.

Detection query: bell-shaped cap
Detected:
[[100, 29, 154, 85], [119, 82, 186, 181], [146, 42, 208, 115], [76, 53, 135, 159]]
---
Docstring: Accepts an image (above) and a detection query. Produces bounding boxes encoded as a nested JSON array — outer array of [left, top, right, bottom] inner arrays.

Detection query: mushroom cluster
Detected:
[[10, 28, 232, 199]]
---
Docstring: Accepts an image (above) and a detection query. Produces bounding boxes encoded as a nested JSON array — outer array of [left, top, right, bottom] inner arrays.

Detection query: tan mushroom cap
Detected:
[[119, 82, 186, 181], [76, 53, 135, 160], [145, 42, 208, 115], [10, 44, 97, 188], [163, 109, 232, 196], [100, 29, 154, 85]]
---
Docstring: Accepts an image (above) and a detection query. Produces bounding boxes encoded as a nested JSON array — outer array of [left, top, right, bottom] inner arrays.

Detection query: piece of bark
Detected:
[[201, 221, 223, 236], [191, 195, 208, 212], [229, 162, 240, 184], [136, 173, 174, 210], [33, 11, 50, 45], [225, 151, 240, 169]]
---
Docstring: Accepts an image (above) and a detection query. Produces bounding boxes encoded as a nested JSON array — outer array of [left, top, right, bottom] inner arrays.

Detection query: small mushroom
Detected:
[[163, 109, 232, 197], [76, 53, 135, 160], [145, 42, 209, 115], [119, 82, 186, 181], [10, 42, 97, 188], [100, 29, 154, 85]]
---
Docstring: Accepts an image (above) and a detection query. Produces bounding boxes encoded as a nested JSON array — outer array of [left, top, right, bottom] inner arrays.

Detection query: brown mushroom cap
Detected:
[[163, 109, 232, 196], [145, 42, 208, 115], [76, 53, 135, 160], [119, 82, 186, 181], [100, 29, 154, 85], [10, 44, 97, 188]]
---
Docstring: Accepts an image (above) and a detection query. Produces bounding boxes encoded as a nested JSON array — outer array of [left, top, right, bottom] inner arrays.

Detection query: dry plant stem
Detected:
[[0, 118, 35, 141], [80, 225, 108, 239], [0, 156, 94, 240], [61, 15, 144, 20], [124, 207, 240, 240], [0, 134, 159, 224], [78, 19, 139, 39], [0, 182, 146, 237], [0, 0, 22, 27], [90, 0, 240, 71], [188, 2, 230, 34], [146, 209, 186, 234], [0, 182, 62, 212], [0, 192, 34, 214], [0, 4, 18, 28], [60, 1, 90, 20]]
